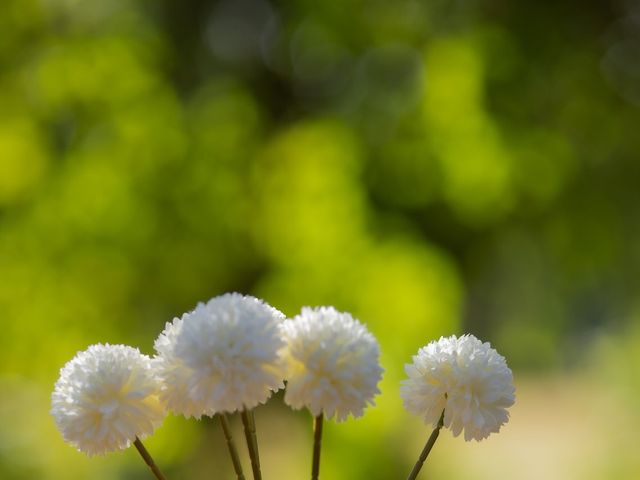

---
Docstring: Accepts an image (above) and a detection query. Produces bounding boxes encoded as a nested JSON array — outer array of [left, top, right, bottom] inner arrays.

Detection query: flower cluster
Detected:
[[401, 334, 515, 441], [51, 294, 384, 457], [51, 292, 514, 480]]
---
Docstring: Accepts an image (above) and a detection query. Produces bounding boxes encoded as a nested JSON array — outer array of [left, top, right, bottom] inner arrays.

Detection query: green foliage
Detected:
[[1, 0, 639, 478]]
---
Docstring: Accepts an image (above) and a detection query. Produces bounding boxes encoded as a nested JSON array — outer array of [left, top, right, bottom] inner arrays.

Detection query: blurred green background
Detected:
[[1, 0, 640, 478]]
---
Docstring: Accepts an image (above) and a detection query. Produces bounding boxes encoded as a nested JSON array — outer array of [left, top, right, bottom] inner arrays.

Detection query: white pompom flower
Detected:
[[154, 293, 286, 416], [51, 344, 166, 456], [401, 334, 515, 441], [153, 316, 204, 418], [280, 306, 384, 422]]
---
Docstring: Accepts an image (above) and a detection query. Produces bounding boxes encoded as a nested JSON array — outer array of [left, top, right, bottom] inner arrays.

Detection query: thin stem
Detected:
[[311, 414, 324, 480], [406, 410, 445, 480], [219, 414, 246, 480], [133, 437, 168, 480], [241, 409, 262, 480]]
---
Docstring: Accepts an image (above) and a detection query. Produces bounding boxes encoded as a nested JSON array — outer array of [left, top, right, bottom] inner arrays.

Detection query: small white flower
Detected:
[[154, 293, 286, 416], [280, 306, 383, 421], [51, 344, 166, 456], [153, 317, 204, 418], [401, 334, 515, 441]]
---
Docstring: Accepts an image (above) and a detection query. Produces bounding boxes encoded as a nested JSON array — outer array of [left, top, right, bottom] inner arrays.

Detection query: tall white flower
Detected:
[[280, 306, 383, 421], [401, 334, 515, 441], [51, 344, 166, 456], [154, 293, 286, 416]]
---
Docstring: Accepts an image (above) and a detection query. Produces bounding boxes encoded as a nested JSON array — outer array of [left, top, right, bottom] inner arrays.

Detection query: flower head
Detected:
[[51, 344, 166, 456], [153, 316, 204, 418], [154, 293, 286, 416], [280, 306, 383, 421], [401, 334, 515, 441]]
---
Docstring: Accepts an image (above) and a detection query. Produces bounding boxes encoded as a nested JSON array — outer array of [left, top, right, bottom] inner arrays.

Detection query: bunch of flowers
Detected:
[[51, 293, 514, 480]]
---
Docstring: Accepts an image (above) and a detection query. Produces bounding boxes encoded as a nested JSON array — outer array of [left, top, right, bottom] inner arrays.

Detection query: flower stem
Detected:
[[219, 414, 246, 480], [311, 413, 324, 480], [241, 409, 262, 480], [133, 437, 168, 480], [406, 410, 445, 480]]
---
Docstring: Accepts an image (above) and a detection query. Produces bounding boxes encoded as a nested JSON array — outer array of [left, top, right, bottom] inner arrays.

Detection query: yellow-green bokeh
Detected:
[[1, 0, 639, 478]]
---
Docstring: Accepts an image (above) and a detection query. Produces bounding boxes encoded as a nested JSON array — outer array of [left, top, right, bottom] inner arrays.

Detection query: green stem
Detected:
[[406, 410, 445, 480], [133, 437, 168, 480], [219, 414, 246, 480], [241, 409, 262, 480], [311, 414, 324, 480]]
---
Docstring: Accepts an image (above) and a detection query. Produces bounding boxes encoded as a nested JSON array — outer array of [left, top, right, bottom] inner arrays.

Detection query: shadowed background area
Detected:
[[1, 0, 640, 478]]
